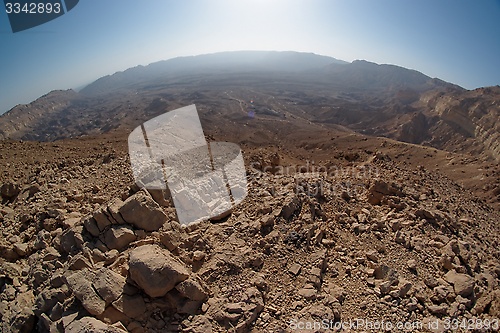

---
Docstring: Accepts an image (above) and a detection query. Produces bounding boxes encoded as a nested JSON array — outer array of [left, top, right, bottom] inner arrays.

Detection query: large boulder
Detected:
[[119, 191, 168, 231], [129, 244, 189, 298]]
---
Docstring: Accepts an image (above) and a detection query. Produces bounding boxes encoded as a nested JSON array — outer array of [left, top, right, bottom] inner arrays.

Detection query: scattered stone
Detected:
[[390, 219, 403, 231], [407, 259, 417, 271], [398, 280, 413, 298], [226, 302, 245, 314], [259, 214, 274, 228], [379, 281, 394, 295], [62, 217, 81, 229], [280, 195, 300, 219], [367, 180, 401, 205], [1, 133, 500, 333], [159, 230, 182, 252], [83, 217, 100, 237], [365, 250, 379, 262], [93, 207, 113, 232], [13, 243, 29, 256], [424, 276, 439, 289], [107, 198, 126, 224], [298, 285, 316, 300], [9, 307, 36, 333], [193, 251, 206, 262], [43, 247, 61, 261], [289, 263, 302, 276], [211, 208, 233, 221], [59, 226, 85, 254]]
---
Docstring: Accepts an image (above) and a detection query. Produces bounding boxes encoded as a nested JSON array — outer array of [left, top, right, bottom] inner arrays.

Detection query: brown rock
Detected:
[[119, 191, 168, 231], [398, 280, 413, 298], [192, 251, 206, 262], [93, 207, 113, 231], [1, 182, 20, 200], [98, 306, 130, 326], [129, 244, 189, 298], [407, 259, 417, 271], [259, 214, 274, 227], [298, 285, 316, 300], [104, 225, 136, 250], [69, 254, 93, 270], [43, 247, 61, 261], [175, 276, 210, 301], [424, 276, 439, 289], [280, 195, 300, 220], [159, 230, 181, 252], [112, 294, 146, 319], [94, 268, 127, 305], [107, 198, 126, 224], [289, 263, 302, 276], [226, 302, 245, 314], [63, 217, 81, 229], [59, 226, 84, 254], [66, 317, 128, 333], [9, 307, 36, 333], [65, 269, 106, 316], [365, 250, 379, 262], [183, 315, 213, 333], [83, 217, 100, 237], [368, 180, 401, 205], [472, 289, 500, 316], [13, 243, 29, 257], [210, 208, 233, 221], [427, 304, 449, 316], [444, 270, 475, 297]]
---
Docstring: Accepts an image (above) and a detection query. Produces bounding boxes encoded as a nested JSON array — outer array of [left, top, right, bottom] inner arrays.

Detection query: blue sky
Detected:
[[1, 0, 499, 114]]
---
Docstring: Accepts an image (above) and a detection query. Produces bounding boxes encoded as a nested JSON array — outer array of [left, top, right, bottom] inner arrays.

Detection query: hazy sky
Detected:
[[1, 0, 499, 114]]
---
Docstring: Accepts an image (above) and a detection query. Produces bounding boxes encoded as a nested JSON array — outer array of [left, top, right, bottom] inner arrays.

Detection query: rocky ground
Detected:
[[1, 135, 499, 333]]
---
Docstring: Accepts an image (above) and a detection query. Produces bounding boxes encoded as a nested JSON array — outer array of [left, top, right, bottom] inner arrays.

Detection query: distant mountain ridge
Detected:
[[80, 51, 348, 96], [79, 51, 460, 97], [320, 59, 462, 92]]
